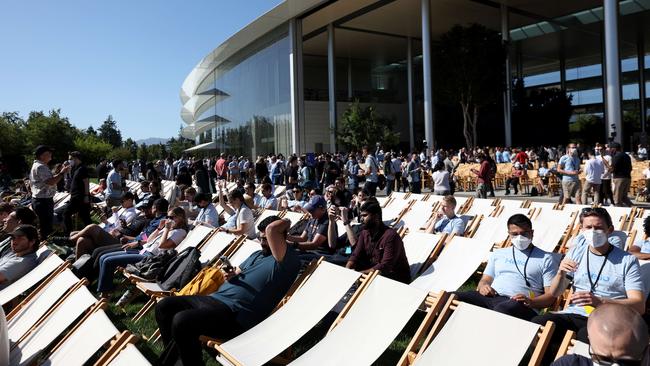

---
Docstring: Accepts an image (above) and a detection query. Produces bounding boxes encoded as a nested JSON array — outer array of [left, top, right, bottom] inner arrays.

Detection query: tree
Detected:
[[98, 115, 122, 148], [74, 135, 113, 165], [337, 100, 400, 150], [108, 147, 133, 162], [434, 24, 506, 148], [86, 126, 97, 137], [569, 114, 605, 145], [123, 138, 138, 160], [24, 109, 79, 163], [0, 112, 27, 157]]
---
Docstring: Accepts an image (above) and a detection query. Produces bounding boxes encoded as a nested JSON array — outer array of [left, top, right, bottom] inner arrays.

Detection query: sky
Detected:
[[0, 0, 283, 141]]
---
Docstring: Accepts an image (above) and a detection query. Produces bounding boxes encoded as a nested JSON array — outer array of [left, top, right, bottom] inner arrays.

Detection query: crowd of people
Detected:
[[0, 140, 648, 365]]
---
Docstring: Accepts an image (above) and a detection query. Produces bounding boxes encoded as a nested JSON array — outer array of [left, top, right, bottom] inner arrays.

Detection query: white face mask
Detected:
[[511, 235, 532, 250], [583, 229, 608, 248]]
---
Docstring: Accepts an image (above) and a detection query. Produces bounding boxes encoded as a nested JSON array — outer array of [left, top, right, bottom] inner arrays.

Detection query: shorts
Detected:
[[562, 180, 580, 198]]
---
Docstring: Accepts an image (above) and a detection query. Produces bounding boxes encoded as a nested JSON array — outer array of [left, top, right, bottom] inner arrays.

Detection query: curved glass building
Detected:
[[182, 0, 650, 155]]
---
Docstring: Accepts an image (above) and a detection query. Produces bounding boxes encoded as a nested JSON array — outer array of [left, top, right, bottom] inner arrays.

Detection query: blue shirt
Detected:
[[502, 151, 511, 162], [485, 246, 559, 299], [211, 248, 301, 329], [562, 244, 644, 317], [195, 203, 220, 227], [633, 239, 650, 253], [559, 155, 581, 182], [495, 151, 503, 163], [135, 215, 165, 241], [346, 161, 359, 185], [434, 216, 466, 236]]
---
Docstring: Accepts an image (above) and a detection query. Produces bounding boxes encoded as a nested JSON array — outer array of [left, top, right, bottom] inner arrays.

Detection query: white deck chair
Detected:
[[454, 196, 470, 214], [383, 199, 413, 224], [7, 269, 80, 343], [229, 239, 261, 266], [10, 286, 98, 365], [289, 275, 429, 366], [471, 216, 508, 250], [106, 343, 151, 366], [393, 201, 435, 232], [389, 192, 410, 201], [602, 206, 632, 230], [532, 211, 576, 252], [198, 232, 239, 265], [273, 185, 287, 197], [463, 198, 497, 217], [410, 236, 493, 292], [402, 232, 445, 279], [528, 201, 557, 211], [282, 211, 306, 228], [210, 261, 362, 366], [411, 301, 553, 365], [561, 203, 591, 213], [408, 193, 428, 201], [174, 224, 214, 253], [497, 198, 525, 210], [376, 196, 390, 208], [0, 306, 8, 366], [255, 209, 282, 228], [0, 254, 64, 306], [40, 309, 122, 366]]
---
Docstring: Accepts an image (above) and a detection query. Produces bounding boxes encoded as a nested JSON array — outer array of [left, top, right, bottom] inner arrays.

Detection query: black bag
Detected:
[[71, 254, 93, 278], [377, 174, 387, 190], [125, 250, 177, 280], [530, 187, 539, 197], [157, 247, 202, 291]]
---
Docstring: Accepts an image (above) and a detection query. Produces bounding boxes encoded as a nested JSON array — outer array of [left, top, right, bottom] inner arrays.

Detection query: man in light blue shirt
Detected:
[[532, 208, 645, 359], [425, 195, 466, 236], [362, 146, 379, 196], [105, 160, 124, 208], [558, 143, 582, 204], [193, 193, 219, 228], [257, 183, 278, 210], [502, 149, 511, 163], [495, 148, 504, 163], [454, 214, 559, 320]]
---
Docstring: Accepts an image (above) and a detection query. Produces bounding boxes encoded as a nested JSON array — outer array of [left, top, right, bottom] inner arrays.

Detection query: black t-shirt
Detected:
[[70, 165, 89, 198], [255, 162, 268, 179], [303, 216, 331, 253], [611, 151, 632, 179], [551, 354, 592, 366]]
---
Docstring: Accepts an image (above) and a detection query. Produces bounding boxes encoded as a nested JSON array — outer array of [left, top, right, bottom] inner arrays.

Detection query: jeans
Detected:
[[155, 296, 242, 366], [409, 181, 421, 194], [96, 250, 144, 292], [386, 178, 395, 195], [454, 291, 538, 321], [63, 196, 92, 235], [32, 197, 54, 239]]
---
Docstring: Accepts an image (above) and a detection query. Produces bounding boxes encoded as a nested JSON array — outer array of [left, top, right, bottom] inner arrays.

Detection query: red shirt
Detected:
[[515, 151, 528, 165], [214, 158, 226, 177], [476, 160, 491, 184]]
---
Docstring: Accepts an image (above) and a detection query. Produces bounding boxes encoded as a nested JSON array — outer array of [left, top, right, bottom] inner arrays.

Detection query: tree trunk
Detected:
[[472, 105, 479, 147], [461, 102, 473, 148]]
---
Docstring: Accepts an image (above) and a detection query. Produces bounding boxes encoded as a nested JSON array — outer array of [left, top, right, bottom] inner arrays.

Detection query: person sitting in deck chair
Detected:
[[0, 225, 39, 290], [155, 216, 301, 366], [552, 303, 649, 366], [532, 207, 645, 363], [455, 214, 560, 321], [424, 195, 466, 236], [629, 215, 650, 261]]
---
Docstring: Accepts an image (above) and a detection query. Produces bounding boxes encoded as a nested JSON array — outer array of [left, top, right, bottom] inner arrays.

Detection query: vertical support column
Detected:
[[604, 0, 623, 144], [327, 23, 337, 152], [407, 36, 415, 150], [638, 26, 647, 135], [421, 0, 434, 152], [289, 19, 304, 154], [516, 41, 523, 80], [501, 4, 512, 147], [559, 32, 566, 93], [347, 58, 353, 100]]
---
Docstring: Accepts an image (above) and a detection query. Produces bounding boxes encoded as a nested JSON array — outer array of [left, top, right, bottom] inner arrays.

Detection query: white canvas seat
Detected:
[[0, 254, 64, 306], [106, 343, 151, 366], [528, 201, 557, 211], [199, 232, 239, 265], [411, 301, 552, 365], [273, 185, 286, 197], [497, 199, 525, 210], [463, 198, 496, 217], [10, 286, 98, 365], [228, 239, 261, 266], [254, 209, 282, 228], [376, 196, 390, 208], [382, 199, 413, 224], [532, 211, 576, 252], [211, 261, 362, 366], [471, 216, 508, 249], [454, 196, 470, 213], [561, 204, 591, 213], [282, 211, 306, 228], [41, 309, 121, 366], [289, 275, 429, 365], [602, 206, 632, 230], [554, 330, 590, 360], [7, 269, 79, 343], [408, 193, 428, 201], [402, 232, 444, 279], [410, 236, 493, 292], [174, 224, 214, 252], [393, 201, 435, 232], [389, 192, 410, 201]]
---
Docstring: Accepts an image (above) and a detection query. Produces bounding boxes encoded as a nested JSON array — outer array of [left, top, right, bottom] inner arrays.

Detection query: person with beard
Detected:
[[453, 214, 559, 321], [346, 201, 410, 283], [154, 216, 301, 366]]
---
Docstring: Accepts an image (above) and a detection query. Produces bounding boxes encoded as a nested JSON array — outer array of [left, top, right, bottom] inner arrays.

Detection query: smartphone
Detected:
[[220, 256, 234, 273]]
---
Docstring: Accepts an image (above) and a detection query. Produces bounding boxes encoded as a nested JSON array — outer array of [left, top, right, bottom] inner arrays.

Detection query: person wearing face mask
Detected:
[[532, 208, 645, 364], [62, 151, 91, 235], [558, 143, 583, 204], [345, 201, 410, 283], [453, 214, 559, 320], [425, 195, 465, 236], [551, 304, 649, 366]]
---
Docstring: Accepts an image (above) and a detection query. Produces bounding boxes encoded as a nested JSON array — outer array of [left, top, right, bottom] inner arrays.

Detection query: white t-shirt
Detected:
[[104, 206, 137, 232], [584, 158, 604, 184], [140, 228, 187, 256], [431, 170, 450, 192], [598, 155, 612, 180], [237, 205, 256, 238]]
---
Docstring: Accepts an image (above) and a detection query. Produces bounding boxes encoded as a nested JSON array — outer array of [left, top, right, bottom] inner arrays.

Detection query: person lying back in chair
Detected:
[[454, 214, 560, 321], [155, 215, 301, 366], [424, 195, 466, 236]]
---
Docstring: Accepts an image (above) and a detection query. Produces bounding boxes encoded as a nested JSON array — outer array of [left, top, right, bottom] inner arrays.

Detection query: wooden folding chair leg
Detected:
[[132, 298, 156, 322]]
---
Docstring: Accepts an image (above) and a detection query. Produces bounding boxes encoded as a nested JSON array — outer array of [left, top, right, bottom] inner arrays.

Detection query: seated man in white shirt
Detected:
[[532, 207, 645, 362], [454, 214, 559, 320], [424, 195, 466, 236], [192, 193, 219, 228]]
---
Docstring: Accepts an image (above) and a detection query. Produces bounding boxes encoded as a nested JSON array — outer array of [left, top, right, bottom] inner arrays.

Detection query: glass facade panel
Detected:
[[201, 25, 291, 157]]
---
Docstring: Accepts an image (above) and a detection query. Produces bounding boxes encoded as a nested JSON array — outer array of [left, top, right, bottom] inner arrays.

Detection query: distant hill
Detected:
[[135, 137, 169, 145]]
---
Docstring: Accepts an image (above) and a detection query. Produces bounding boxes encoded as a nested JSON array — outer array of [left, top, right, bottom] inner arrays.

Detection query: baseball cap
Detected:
[[34, 145, 53, 157], [10, 224, 38, 242], [303, 195, 327, 214]]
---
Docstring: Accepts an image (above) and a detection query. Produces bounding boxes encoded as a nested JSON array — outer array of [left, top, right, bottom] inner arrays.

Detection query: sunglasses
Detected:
[[589, 345, 646, 366]]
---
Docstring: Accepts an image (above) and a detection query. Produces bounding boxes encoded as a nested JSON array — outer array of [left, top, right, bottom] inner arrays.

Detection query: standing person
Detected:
[[362, 146, 379, 196], [405, 153, 421, 194], [470, 153, 490, 199], [214, 153, 227, 181], [392, 153, 403, 192], [383, 153, 395, 195], [345, 154, 360, 191], [254, 156, 268, 184], [597, 144, 613, 205], [131, 160, 141, 182], [638, 144, 647, 160], [193, 160, 210, 195], [62, 151, 91, 235], [97, 159, 109, 181], [29, 145, 70, 239], [105, 160, 124, 209], [557, 143, 582, 204], [609, 142, 633, 207], [581, 150, 604, 205], [431, 161, 450, 196], [485, 153, 497, 197]]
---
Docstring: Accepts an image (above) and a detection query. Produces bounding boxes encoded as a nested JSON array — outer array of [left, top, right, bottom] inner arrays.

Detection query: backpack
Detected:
[[125, 250, 177, 280], [157, 247, 202, 291], [175, 265, 225, 296], [377, 174, 387, 190]]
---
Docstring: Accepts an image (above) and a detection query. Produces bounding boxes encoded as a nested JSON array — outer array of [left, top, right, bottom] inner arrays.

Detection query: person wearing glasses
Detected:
[[279, 187, 307, 211], [532, 207, 645, 363], [551, 303, 649, 366], [453, 214, 559, 320]]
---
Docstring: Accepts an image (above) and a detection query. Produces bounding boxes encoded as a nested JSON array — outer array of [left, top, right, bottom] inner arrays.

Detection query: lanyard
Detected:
[[586, 246, 613, 293], [512, 246, 533, 288]]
